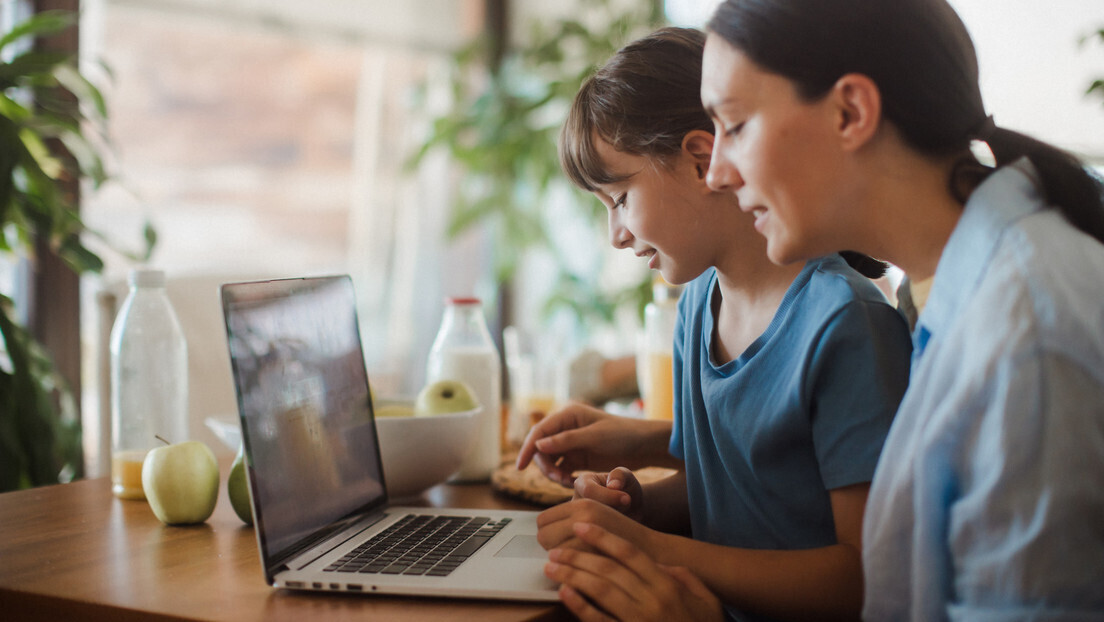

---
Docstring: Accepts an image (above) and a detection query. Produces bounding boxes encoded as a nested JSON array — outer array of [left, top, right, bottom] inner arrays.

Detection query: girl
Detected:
[[520, 27, 912, 621], [702, 1, 1104, 618]]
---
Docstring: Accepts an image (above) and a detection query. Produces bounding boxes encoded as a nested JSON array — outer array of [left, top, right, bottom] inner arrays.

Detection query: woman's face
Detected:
[[591, 137, 719, 286], [700, 33, 850, 265]]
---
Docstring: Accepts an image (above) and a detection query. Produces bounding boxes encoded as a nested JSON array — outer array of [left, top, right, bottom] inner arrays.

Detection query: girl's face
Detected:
[[700, 33, 850, 265], [591, 137, 718, 286]]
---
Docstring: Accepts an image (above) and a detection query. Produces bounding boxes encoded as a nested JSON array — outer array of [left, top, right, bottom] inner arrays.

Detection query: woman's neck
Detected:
[[851, 138, 965, 282]]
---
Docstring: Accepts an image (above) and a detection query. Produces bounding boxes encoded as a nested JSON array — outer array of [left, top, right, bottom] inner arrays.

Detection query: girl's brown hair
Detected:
[[560, 27, 713, 193]]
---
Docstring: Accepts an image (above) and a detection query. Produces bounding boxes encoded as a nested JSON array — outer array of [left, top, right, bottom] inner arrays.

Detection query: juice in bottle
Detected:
[[111, 449, 149, 499], [639, 276, 682, 421], [644, 352, 674, 421]]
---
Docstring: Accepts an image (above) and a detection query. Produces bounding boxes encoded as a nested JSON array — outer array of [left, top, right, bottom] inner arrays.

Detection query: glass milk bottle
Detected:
[[109, 268, 189, 499], [638, 276, 682, 421], [426, 297, 502, 482]]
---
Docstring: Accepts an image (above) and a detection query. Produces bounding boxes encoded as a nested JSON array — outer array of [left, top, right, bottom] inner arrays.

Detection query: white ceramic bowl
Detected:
[[374, 401, 481, 499]]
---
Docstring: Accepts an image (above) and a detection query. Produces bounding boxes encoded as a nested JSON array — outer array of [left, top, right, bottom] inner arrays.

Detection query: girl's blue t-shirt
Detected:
[[670, 254, 911, 551]]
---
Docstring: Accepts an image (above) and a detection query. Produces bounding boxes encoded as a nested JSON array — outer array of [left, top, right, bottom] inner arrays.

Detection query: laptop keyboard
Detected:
[[324, 514, 512, 577]]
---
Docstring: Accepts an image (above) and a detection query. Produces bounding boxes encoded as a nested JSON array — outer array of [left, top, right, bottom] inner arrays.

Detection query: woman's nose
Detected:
[[706, 151, 743, 193]]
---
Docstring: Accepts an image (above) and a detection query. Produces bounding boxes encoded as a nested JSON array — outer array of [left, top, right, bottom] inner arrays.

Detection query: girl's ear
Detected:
[[682, 130, 715, 179], [830, 73, 882, 151]]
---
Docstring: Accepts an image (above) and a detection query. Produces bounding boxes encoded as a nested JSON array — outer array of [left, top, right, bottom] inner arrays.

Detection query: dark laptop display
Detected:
[[220, 275, 557, 601], [222, 276, 386, 572]]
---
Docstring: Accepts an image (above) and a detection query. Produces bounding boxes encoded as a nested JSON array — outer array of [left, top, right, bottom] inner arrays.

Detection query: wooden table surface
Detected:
[[0, 475, 568, 621]]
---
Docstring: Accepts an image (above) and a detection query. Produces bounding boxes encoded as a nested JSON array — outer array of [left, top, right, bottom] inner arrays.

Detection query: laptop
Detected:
[[220, 275, 559, 601]]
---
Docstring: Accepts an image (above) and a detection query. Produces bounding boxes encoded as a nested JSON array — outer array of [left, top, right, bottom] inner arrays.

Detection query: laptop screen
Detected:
[[221, 275, 387, 567]]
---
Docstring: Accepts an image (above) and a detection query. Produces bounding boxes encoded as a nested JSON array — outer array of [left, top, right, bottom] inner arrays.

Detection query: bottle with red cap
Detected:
[[425, 297, 502, 481]]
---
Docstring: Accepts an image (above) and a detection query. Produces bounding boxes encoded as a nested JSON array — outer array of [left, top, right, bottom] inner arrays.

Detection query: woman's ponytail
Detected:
[[986, 126, 1104, 245]]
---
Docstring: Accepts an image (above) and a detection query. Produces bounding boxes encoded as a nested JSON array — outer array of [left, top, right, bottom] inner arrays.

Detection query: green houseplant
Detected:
[[410, 0, 665, 327], [1088, 27, 1104, 106], [0, 11, 149, 491]]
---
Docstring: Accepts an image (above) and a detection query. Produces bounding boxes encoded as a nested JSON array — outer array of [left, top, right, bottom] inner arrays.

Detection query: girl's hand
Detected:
[[545, 522, 724, 622], [516, 402, 675, 487], [573, 467, 643, 523], [537, 498, 645, 553], [516, 402, 636, 486]]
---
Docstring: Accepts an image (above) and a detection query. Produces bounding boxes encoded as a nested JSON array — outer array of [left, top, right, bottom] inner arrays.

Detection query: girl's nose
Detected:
[[706, 151, 743, 194], [609, 213, 633, 249]]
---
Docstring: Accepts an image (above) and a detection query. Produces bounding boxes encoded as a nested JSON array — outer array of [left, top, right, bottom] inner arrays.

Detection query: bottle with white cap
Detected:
[[109, 268, 189, 499], [425, 297, 502, 482]]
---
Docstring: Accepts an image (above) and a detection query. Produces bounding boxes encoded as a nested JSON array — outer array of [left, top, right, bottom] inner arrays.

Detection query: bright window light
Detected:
[[664, 0, 722, 28]]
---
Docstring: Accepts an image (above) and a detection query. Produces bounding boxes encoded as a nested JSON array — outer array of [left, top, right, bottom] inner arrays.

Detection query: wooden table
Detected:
[[0, 476, 568, 621]]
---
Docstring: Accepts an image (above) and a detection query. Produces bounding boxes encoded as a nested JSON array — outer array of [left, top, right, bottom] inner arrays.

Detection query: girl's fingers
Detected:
[[558, 584, 618, 622], [548, 524, 670, 613], [532, 451, 573, 486], [568, 523, 718, 619], [545, 553, 642, 621], [574, 472, 633, 508], [571, 522, 663, 582]]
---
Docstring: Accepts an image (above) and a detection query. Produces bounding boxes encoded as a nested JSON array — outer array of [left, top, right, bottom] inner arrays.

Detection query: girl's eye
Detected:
[[613, 194, 627, 209], [725, 122, 745, 137]]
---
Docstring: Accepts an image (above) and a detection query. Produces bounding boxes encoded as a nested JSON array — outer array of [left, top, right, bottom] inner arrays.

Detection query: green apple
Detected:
[[142, 439, 220, 525], [414, 379, 479, 416], [374, 404, 415, 418], [227, 445, 253, 526]]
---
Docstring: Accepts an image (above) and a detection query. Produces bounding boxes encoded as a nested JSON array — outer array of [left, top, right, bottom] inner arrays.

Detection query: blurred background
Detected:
[[2, 0, 1102, 486]]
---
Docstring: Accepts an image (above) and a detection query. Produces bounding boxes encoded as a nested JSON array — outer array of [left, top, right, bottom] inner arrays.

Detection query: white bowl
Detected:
[[374, 402, 481, 499], [205, 416, 242, 450]]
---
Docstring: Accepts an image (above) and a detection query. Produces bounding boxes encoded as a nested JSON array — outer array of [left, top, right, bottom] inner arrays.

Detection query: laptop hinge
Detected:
[[288, 512, 387, 571]]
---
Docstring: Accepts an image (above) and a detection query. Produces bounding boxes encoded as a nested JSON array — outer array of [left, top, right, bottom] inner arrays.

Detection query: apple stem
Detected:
[[155, 435, 171, 446]]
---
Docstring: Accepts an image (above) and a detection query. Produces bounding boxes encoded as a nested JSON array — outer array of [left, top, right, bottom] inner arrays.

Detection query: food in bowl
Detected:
[[414, 379, 479, 416]]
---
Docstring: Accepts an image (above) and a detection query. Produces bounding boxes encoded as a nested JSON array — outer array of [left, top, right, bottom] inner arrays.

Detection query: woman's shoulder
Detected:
[[972, 211, 1104, 367]]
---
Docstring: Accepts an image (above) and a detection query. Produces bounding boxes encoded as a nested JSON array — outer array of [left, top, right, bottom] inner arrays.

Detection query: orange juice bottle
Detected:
[[640, 276, 682, 421], [644, 352, 674, 421], [111, 449, 149, 499]]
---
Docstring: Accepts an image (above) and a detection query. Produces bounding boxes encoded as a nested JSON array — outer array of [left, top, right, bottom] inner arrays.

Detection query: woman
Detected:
[[521, 27, 911, 621], [701, 0, 1104, 618]]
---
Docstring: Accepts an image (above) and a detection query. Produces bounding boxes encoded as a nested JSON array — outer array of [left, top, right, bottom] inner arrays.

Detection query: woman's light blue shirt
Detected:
[[863, 160, 1104, 620]]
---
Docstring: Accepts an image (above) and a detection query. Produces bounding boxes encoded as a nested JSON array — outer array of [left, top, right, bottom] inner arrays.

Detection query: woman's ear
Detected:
[[830, 73, 882, 152], [682, 130, 715, 180]]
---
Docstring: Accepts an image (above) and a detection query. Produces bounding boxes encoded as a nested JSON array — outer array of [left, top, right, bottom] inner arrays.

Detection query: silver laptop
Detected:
[[220, 275, 558, 601]]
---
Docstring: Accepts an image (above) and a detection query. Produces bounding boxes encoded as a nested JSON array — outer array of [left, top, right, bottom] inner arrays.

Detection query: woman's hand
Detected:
[[545, 522, 723, 622]]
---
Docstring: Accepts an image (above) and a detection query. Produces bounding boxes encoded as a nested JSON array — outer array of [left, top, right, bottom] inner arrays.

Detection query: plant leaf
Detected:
[[0, 10, 75, 55], [0, 51, 70, 86]]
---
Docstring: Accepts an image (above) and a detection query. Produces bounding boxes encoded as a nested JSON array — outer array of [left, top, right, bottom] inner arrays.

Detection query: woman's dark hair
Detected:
[[707, 0, 1104, 245], [561, 25, 888, 278]]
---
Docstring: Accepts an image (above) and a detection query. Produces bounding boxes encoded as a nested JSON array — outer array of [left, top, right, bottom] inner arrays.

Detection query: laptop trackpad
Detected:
[[494, 535, 546, 559]]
